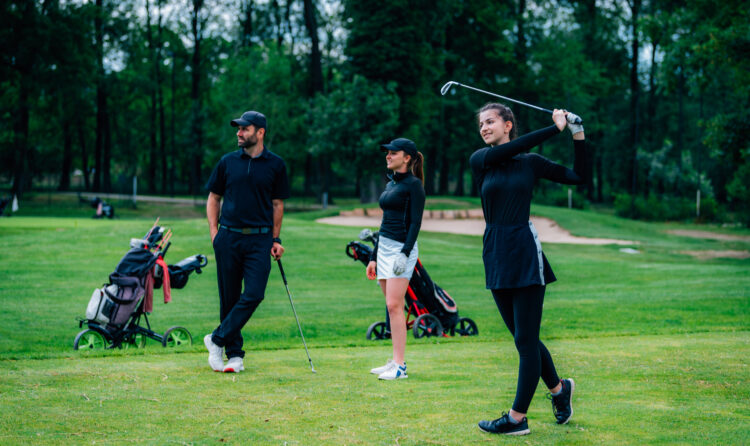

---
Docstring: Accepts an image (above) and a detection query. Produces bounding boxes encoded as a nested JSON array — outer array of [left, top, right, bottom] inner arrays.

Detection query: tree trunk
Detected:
[[438, 152, 449, 195], [103, 110, 112, 192], [454, 157, 466, 196], [513, 0, 528, 127], [59, 116, 73, 191], [11, 0, 36, 199], [303, 0, 324, 95], [273, 0, 283, 50], [628, 0, 641, 196], [12, 78, 31, 199], [303, 0, 328, 199], [580, 0, 597, 202], [425, 146, 436, 195], [93, 0, 107, 192], [170, 50, 177, 196], [146, 0, 157, 193], [241, 0, 253, 47], [157, 0, 167, 194], [676, 64, 685, 166], [190, 0, 204, 195], [78, 121, 91, 191]]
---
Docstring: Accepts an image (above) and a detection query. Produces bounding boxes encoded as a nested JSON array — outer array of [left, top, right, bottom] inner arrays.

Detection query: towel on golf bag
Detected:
[[143, 257, 171, 313]]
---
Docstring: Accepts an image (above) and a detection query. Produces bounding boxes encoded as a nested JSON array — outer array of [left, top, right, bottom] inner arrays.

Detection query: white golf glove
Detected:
[[566, 112, 584, 135], [392, 253, 408, 276]]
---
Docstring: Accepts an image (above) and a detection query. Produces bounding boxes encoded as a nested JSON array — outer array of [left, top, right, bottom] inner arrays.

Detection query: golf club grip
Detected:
[[277, 259, 288, 285]]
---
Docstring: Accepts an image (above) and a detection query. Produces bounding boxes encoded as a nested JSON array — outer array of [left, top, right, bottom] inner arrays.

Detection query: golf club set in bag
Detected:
[[346, 229, 478, 340], [75, 221, 207, 350]]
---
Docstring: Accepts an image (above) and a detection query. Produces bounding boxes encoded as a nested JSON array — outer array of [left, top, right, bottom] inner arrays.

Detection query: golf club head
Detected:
[[440, 81, 457, 96], [359, 228, 374, 241]]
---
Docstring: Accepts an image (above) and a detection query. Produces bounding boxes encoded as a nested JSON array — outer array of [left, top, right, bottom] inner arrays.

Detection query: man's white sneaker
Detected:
[[223, 357, 244, 373], [204, 334, 225, 372], [370, 359, 395, 375], [378, 362, 407, 380]]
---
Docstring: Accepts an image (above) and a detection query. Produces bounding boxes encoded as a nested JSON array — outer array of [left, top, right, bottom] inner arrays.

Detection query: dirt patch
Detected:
[[317, 215, 635, 246], [667, 229, 750, 242], [680, 250, 750, 260]]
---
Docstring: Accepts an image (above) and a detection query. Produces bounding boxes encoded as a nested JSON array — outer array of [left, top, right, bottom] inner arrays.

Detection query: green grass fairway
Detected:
[[0, 209, 748, 444]]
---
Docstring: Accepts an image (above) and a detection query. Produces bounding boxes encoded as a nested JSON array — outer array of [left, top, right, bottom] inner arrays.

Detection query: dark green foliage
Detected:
[[0, 0, 747, 224], [614, 193, 721, 222]]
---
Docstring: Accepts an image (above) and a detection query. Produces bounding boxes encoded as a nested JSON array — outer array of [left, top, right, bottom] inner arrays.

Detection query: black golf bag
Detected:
[[75, 223, 207, 350]]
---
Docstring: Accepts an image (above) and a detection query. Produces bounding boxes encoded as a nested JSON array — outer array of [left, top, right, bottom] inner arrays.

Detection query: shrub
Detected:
[[614, 193, 722, 222], [535, 185, 588, 209]]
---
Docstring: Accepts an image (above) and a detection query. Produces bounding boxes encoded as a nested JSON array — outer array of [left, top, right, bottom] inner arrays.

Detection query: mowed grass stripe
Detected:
[[0, 332, 747, 445]]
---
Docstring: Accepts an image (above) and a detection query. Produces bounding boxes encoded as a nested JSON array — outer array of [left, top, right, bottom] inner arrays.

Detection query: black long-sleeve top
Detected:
[[372, 171, 425, 259], [470, 125, 585, 225], [469, 125, 586, 289]]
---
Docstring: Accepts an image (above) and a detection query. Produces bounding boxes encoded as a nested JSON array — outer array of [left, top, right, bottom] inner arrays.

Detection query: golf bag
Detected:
[[75, 223, 207, 350], [78, 194, 114, 219], [346, 229, 478, 340]]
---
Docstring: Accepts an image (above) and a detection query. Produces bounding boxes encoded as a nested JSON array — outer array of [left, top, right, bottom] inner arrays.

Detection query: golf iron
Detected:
[[277, 259, 316, 373], [440, 81, 583, 124]]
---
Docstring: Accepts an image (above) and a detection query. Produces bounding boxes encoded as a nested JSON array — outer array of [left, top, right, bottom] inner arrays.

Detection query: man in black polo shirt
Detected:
[[204, 110, 290, 373]]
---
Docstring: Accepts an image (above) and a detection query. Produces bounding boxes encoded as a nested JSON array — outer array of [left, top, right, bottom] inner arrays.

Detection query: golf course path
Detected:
[[317, 214, 635, 245]]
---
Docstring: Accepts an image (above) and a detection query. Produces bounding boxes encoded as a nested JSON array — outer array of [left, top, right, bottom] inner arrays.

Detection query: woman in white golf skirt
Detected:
[[366, 138, 425, 380]]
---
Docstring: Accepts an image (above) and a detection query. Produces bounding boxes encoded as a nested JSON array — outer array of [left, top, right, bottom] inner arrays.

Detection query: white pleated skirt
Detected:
[[376, 235, 419, 280]]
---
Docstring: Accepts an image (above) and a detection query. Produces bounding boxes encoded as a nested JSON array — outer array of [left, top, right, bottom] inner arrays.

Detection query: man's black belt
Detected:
[[220, 225, 271, 235]]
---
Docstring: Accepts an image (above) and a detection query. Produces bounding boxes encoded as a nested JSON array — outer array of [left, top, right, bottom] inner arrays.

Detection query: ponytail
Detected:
[[409, 151, 425, 185]]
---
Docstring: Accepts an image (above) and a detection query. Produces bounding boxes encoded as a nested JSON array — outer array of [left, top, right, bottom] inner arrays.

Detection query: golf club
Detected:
[[440, 81, 583, 124], [277, 259, 316, 373]]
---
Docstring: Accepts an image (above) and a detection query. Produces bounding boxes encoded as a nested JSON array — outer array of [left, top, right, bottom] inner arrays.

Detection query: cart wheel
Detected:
[[412, 314, 444, 339], [74, 329, 108, 350], [366, 321, 390, 341], [162, 326, 192, 348], [123, 332, 147, 349], [453, 317, 478, 336]]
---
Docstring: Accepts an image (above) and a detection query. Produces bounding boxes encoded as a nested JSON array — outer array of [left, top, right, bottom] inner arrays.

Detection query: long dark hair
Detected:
[[478, 102, 517, 140], [408, 151, 425, 185]]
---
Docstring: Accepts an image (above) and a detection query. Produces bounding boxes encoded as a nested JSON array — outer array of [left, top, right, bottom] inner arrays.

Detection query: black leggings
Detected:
[[492, 285, 561, 413]]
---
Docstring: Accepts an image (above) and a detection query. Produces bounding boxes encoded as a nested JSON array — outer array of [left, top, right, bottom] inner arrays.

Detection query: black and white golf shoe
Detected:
[[549, 378, 575, 424]]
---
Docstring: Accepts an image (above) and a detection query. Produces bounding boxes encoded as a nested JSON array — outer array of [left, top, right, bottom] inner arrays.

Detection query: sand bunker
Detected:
[[667, 229, 750, 242], [317, 214, 635, 245], [680, 250, 750, 260]]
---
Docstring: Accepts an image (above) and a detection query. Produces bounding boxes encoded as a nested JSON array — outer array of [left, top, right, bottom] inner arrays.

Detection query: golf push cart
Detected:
[[346, 229, 478, 340], [74, 222, 207, 350]]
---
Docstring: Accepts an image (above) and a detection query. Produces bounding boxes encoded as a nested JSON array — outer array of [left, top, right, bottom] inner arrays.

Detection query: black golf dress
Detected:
[[470, 125, 585, 290]]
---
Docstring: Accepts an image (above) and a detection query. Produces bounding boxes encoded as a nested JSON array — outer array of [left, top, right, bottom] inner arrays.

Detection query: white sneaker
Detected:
[[204, 334, 224, 372], [378, 362, 407, 380], [223, 357, 244, 373], [370, 359, 395, 375]]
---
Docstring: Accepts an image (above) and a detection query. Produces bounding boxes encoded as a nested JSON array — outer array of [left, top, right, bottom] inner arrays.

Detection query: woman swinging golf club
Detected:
[[471, 103, 585, 435], [366, 138, 425, 380]]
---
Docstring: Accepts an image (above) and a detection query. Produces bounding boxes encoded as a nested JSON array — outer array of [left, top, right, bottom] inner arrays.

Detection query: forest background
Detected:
[[2, 0, 749, 224]]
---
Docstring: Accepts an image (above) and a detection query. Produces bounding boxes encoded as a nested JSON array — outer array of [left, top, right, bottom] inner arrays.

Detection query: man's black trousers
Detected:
[[492, 285, 561, 413], [211, 228, 272, 359]]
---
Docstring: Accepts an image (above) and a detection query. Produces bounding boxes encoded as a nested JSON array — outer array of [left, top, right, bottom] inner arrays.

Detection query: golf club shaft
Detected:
[[454, 82, 553, 114], [441, 81, 583, 124], [277, 260, 316, 373]]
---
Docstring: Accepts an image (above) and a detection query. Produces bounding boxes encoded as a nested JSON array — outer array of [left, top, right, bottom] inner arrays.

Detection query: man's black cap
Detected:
[[230, 111, 267, 129], [380, 138, 417, 158]]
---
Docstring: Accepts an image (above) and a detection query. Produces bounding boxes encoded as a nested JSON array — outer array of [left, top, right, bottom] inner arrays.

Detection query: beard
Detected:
[[238, 133, 258, 148]]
